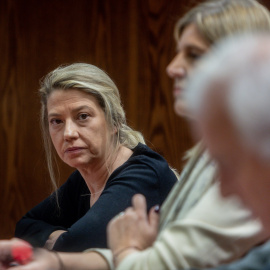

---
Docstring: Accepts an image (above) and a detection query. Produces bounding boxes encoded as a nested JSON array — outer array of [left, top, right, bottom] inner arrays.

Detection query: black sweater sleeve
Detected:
[[15, 144, 177, 252], [54, 162, 173, 251], [15, 171, 90, 247]]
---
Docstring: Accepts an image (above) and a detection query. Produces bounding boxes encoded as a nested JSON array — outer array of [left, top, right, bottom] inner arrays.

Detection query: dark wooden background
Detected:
[[1, 0, 269, 239]]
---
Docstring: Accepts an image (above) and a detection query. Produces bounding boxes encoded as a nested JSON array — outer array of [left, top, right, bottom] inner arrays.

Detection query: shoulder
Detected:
[[128, 143, 177, 182], [129, 143, 171, 171], [107, 143, 177, 186], [105, 144, 177, 204], [180, 146, 215, 185]]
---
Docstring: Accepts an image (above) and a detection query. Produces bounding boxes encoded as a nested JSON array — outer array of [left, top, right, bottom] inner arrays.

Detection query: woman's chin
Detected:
[[174, 101, 190, 119]]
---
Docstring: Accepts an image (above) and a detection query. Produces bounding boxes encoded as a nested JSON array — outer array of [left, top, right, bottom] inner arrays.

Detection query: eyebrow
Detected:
[[48, 105, 93, 118], [176, 44, 207, 53]]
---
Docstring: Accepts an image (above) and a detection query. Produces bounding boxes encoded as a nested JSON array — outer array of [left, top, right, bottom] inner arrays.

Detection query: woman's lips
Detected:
[[65, 147, 84, 154], [173, 87, 183, 99]]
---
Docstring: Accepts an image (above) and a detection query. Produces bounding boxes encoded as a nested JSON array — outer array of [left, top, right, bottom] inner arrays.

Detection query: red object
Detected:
[[11, 242, 33, 264]]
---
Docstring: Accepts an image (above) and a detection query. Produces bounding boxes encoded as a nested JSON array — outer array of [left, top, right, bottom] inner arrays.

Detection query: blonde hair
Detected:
[[175, 0, 270, 44], [39, 63, 145, 192]]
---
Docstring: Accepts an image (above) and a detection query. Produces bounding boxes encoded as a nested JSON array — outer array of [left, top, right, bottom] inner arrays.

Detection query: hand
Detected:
[[44, 230, 67, 250], [107, 194, 159, 256], [0, 240, 61, 270], [0, 238, 23, 269]]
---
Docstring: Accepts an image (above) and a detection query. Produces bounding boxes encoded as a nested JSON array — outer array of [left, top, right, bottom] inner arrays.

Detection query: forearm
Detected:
[[15, 218, 65, 247], [114, 249, 139, 267], [115, 245, 171, 270], [115, 217, 264, 270], [59, 251, 110, 270], [45, 230, 67, 250]]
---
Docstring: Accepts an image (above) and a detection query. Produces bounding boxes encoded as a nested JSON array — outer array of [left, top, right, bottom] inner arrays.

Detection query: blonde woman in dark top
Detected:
[[14, 63, 177, 252]]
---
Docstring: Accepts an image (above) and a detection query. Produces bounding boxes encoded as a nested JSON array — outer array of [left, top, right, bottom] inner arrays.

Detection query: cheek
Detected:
[[236, 169, 268, 212], [201, 126, 230, 161], [174, 99, 189, 117], [215, 153, 244, 198], [87, 123, 112, 147], [186, 64, 194, 78], [201, 127, 218, 157], [218, 166, 237, 197], [49, 130, 61, 151], [219, 161, 252, 203]]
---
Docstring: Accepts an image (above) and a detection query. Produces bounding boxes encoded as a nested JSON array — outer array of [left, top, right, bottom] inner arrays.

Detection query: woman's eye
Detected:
[[188, 52, 201, 61], [50, 119, 62, 125], [78, 113, 89, 120]]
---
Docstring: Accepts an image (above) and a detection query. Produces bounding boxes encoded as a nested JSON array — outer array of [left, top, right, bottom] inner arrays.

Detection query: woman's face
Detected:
[[47, 89, 115, 170], [166, 23, 210, 117]]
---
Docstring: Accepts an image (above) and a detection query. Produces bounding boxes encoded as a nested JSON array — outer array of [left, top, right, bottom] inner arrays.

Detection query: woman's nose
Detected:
[[64, 120, 79, 141], [166, 53, 187, 79]]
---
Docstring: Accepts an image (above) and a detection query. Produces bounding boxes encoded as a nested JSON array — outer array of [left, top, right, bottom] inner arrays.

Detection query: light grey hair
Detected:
[[186, 33, 270, 160]]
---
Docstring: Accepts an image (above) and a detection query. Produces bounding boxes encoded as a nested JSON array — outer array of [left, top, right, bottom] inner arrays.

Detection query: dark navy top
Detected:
[[15, 143, 177, 252]]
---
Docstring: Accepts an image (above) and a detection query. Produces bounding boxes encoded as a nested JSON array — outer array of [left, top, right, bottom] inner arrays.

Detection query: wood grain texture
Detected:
[[0, 0, 192, 238], [3, 0, 269, 239]]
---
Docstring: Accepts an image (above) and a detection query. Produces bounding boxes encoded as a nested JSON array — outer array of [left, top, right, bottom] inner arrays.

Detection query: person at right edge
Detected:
[[107, 0, 270, 269]]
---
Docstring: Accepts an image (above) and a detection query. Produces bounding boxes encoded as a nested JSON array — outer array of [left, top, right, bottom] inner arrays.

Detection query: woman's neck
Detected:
[[78, 145, 133, 206]]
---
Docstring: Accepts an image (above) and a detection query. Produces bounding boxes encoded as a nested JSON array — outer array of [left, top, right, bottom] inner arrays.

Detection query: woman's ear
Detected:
[[111, 125, 117, 135]]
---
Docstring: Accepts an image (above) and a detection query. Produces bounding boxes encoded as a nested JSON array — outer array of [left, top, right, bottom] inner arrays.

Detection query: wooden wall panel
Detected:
[[0, 0, 193, 239], [2, 0, 269, 239]]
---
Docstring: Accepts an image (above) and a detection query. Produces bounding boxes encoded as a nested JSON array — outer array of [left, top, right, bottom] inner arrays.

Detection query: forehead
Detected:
[[177, 23, 210, 51], [47, 89, 100, 110]]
